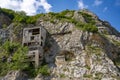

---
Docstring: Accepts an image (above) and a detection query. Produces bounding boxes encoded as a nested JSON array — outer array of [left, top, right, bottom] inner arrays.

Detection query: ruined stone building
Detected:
[[22, 26, 46, 67]]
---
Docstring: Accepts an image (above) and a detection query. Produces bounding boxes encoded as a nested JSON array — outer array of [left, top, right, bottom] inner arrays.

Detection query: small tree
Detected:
[[12, 46, 29, 70], [0, 41, 29, 76], [1, 41, 19, 56], [37, 65, 50, 76]]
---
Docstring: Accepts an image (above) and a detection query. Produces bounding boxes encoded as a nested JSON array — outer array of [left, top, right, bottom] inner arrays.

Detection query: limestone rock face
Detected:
[[36, 13, 120, 79], [39, 20, 120, 79], [97, 20, 120, 36], [50, 30, 120, 80], [2, 70, 28, 80], [73, 11, 85, 22], [35, 74, 44, 80]]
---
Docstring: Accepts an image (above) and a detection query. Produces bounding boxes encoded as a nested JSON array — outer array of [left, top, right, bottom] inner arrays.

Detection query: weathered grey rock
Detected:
[[35, 74, 43, 80], [47, 28, 120, 80], [35, 74, 51, 80], [97, 20, 120, 36], [73, 11, 85, 22], [2, 70, 28, 80]]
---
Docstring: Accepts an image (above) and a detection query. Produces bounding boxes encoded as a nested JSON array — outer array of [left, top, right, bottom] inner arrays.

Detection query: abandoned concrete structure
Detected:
[[22, 26, 46, 67], [55, 55, 66, 66], [55, 50, 74, 67]]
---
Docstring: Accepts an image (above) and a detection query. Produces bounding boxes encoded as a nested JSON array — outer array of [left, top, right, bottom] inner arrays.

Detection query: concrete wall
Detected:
[[22, 26, 46, 68]]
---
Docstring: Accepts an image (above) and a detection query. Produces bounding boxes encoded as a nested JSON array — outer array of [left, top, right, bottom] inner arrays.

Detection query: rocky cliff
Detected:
[[0, 9, 120, 80]]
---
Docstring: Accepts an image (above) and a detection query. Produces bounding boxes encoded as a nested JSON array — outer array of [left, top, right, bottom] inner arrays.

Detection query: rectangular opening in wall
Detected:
[[29, 47, 38, 50], [41, 42, 43, 46], [41, 36, 43, 40], [28, 42, 31, 46], [32, 28, 40, 35], [33, 52, 35, 55], [29, 30, 32, 32], [24, 43, 28, 46], [39, 54, 41, 58], [31, 36, 34, 41]]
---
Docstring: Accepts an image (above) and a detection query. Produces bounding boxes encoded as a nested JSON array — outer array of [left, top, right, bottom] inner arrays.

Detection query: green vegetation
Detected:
[[50, 10, 98, 33], [0, 41, 29, 76], [74, 11, 98, 33], [94, 72, 103, 79], [60, 9, 74, 17], [83, 74, 92, 78], [63, 68, 68, 72], [1, 41, 20, 56], [0, 8, 44, 24], [76, 23, 98, 33], [103, 34, 120, 46], [48, 9, 74, 19], [48, 10, 77, 24], [0, 8, 98, 33], [48, 10, 98, 33], [114, 57, 120, 67], [13, 11, 27, 23], [0, 8, 15, 19], [85, 65, 91, 70], [26, 14, 45, 24], [2, 24, 8, 29], [49, 10, 98, 33], [37, 65, 50, 76], [0, 41, 50, 77], [26, 65, 50, 77], [86, 45, 102, 56], [60, 73, 66, 78], [79, 12, 96, 25], [13, 12, 44, 24], [112, 39, 120, 46]]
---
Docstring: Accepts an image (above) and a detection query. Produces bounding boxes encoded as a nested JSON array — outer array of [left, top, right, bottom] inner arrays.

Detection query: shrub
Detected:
[[12, 45, 29, 70], [60, 73, 66, 78], [76, 23, 98, 33], [2, 24, 7, 29], [37, 65, 50, 76], [114, 57, 120, 66], [60, 9, 70, 15], [1, 41, 19, 56], [82, 23, 98, 33], [26, 14, 45, 24], [68, 19, 77, 24], [13, 11, 27, 23], [0, 8, 15, 19], [83, 74, 92, 78], [0, 41, 29, 76], [48, 12, 57, 16], [0, 41, 50, 77]]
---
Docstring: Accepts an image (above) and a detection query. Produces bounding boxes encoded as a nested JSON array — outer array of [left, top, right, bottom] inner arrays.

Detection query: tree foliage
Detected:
[[1, 41, 19, 56], [37, 65, 50, 76], [0, 8, 44, 24], [0, 41, 29, 76]]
